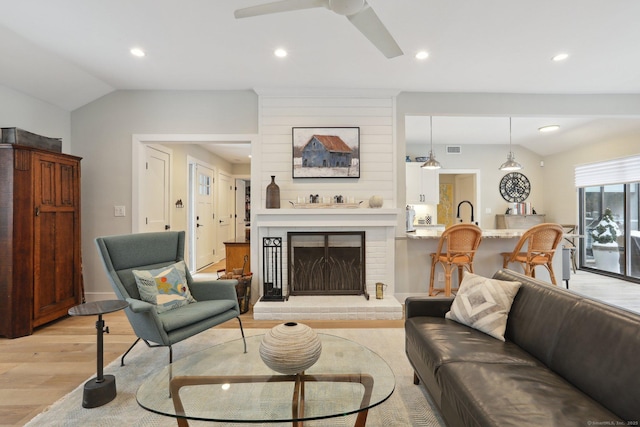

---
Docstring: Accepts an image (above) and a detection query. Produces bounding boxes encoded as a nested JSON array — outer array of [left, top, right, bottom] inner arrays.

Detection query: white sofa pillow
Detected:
[[445, 272, 521, 341]]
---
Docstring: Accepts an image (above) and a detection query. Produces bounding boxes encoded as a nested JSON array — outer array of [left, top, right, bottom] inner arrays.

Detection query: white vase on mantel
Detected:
[[592, 242, 620, 273], [369, 195, 383, 208]]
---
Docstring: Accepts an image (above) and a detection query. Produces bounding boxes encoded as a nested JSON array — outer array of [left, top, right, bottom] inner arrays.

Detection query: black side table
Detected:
[[68, 300, 129, 408]]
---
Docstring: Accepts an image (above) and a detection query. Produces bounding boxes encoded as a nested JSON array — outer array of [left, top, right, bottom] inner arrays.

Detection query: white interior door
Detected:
[[142, 146, 170, 232], [195, 164, 215, 270], [217, 172, 234, 256], [235, 179, 246, 240]]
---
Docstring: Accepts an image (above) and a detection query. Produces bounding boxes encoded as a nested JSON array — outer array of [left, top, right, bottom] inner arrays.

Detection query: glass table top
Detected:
[[136, 333, 395, 425]]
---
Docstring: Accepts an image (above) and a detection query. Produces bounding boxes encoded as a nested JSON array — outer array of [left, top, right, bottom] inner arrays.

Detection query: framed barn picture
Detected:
[[292, 127, 360, 179]]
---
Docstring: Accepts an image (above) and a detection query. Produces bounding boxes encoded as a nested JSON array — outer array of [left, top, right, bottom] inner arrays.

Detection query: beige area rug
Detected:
[[26, 328, 444, 427]]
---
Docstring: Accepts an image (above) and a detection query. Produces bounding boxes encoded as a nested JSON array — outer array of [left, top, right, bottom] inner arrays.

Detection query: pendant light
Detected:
[[421, 116, 442, 170], [499, 117, 522, 171]]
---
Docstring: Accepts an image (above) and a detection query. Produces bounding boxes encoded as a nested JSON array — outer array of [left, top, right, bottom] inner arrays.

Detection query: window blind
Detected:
[[574, 155, 640, 187]]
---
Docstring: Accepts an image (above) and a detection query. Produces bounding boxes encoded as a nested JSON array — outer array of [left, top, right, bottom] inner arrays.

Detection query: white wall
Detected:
[[254, 90, 398, 209], [70, 90, 258, 300], [0, 84, 70, 151], [251, 90, 397, 295], [251, 90, 400, 301], [542, 134, 640, 225]]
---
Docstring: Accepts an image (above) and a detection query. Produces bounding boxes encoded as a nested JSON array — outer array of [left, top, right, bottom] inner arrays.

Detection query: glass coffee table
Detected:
[[137, 333, 395, 426]]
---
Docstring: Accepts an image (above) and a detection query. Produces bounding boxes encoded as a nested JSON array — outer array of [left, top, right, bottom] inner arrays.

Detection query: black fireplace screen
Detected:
[[287, 231, 367, 299]]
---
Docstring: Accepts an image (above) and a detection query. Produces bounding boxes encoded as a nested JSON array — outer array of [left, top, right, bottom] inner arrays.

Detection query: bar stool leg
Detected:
[[428, 255, 437, 296]]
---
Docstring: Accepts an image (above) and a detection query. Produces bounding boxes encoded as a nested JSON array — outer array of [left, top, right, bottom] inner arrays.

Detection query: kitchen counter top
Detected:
[[406, 228, 582, 240], [406, 228, 530, 239], [401, 227, 580, 287]]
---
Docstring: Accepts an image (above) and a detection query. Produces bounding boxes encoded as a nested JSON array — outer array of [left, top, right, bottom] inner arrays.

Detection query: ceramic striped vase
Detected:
[[259, 322, 322, 375]]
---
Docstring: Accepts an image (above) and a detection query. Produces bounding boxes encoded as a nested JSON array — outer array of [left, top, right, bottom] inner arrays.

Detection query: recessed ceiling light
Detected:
[[552, 53, 569, 62], [539, 125, 560, 133], [130, 47, 146, 57], [415, 51, 429, 60], [274, 48, 288, 58]]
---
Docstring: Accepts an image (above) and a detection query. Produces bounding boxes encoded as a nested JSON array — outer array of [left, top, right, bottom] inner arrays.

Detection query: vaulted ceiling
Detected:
[[1, 0, 639, 159]]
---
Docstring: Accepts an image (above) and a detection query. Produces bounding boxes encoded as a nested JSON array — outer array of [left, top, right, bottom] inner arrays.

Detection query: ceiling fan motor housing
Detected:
[[329, 0, 366, 16]]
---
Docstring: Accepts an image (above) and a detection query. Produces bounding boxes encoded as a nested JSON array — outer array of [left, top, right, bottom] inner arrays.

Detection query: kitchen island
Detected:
[[405, 228, 570, 288]]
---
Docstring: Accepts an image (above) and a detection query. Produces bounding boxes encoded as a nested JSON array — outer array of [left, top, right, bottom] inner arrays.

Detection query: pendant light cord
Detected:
[[509, 117, 513, 155], [430, 116, 433, 154]]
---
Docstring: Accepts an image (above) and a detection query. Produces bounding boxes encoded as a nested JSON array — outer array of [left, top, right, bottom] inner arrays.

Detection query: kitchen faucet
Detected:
[[456, 200, 477, 225]]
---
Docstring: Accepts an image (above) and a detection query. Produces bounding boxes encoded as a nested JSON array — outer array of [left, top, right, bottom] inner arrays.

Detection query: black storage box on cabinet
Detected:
[[1, 127, 62, 153]]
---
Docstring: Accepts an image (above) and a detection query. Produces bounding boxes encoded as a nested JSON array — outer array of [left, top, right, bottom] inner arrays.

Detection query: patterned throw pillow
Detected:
[[445, 272, 521, 341], [133, 261, 197, 313]]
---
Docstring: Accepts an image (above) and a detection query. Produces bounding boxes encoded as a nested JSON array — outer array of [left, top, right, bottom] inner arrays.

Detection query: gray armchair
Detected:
[[95, 231, 246, 366]]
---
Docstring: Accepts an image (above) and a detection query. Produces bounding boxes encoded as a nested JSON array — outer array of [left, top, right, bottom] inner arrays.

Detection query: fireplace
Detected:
[[287, 231, 367, 299], [252, 208, 402, 321]]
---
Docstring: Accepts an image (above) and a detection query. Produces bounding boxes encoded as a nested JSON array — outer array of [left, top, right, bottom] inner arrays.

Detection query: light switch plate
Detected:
[[114, 206, 126, 217]]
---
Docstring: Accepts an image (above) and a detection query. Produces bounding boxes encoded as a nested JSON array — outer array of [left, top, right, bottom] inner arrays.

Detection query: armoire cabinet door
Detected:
[[32, 152, 81, 326]]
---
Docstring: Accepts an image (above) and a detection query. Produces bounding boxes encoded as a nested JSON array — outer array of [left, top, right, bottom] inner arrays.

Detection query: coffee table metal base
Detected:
[[170, 372, 374, 427]]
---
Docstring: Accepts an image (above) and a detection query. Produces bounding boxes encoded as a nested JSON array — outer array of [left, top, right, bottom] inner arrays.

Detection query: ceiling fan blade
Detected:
[[234, 0, 328, 19], [347, 3, 403, 58]]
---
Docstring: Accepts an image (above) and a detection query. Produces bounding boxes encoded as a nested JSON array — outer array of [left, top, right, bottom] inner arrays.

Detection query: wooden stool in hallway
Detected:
[[429, 223, 483, 296]]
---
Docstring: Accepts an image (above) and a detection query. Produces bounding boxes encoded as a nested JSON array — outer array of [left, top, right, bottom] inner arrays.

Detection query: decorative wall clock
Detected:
[[499, 172, 531, 202]]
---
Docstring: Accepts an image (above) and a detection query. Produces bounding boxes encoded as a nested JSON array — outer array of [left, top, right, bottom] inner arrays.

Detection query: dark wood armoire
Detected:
[[0, 129, 83, 338]]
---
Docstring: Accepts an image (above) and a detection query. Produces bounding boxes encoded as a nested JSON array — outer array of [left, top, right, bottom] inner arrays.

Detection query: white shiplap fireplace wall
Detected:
[[250, 90, 402, 320]]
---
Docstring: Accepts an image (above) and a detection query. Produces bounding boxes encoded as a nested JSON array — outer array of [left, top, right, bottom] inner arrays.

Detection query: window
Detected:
[[577, 156, 640, 281], [199, 174, 210, 196], [629, 183, 640, 278], [581, 184, 625, 274]]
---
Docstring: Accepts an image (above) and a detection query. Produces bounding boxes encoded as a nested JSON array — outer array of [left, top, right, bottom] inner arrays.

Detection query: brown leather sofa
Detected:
[[405, 269, 640, 426]]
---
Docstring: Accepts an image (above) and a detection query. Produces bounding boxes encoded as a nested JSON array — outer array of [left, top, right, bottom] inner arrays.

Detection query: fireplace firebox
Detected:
[[287, 231, 367, 299]]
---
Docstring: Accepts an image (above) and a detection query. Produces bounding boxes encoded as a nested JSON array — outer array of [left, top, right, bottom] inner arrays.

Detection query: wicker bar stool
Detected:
[[429, 223, 483, 296], [500, 223, 564, 285], [561, 224, 579, 273]]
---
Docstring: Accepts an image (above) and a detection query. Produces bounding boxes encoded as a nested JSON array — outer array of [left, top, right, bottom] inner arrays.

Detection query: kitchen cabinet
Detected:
[[496, 214, 546, 229], [406, 163, 439, 204], [0, 143, 82, 338]]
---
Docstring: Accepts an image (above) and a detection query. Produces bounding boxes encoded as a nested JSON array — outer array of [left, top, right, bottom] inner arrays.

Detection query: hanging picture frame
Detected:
[[292, 127, 360, 179]]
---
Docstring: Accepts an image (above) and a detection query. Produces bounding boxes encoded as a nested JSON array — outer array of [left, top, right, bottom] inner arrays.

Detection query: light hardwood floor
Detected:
[[563, 270, 640, 314], [0, 263, 637, 427]]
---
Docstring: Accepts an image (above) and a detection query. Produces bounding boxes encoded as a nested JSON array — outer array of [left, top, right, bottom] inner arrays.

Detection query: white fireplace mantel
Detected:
[[254, 208, 400, 228]]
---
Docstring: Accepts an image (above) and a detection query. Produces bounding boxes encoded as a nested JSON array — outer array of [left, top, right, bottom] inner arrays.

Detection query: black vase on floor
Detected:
[[266, 176, 280, 209]]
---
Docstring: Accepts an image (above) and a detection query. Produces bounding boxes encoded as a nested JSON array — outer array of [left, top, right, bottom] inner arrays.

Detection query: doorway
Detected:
[[235, 178, 248, 240], [140, 145, 172, 232], [438, 170, 481, 227], [132, 133, 258, 272], [190, 161, 216, 270], [217, 171, 235, 258]]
